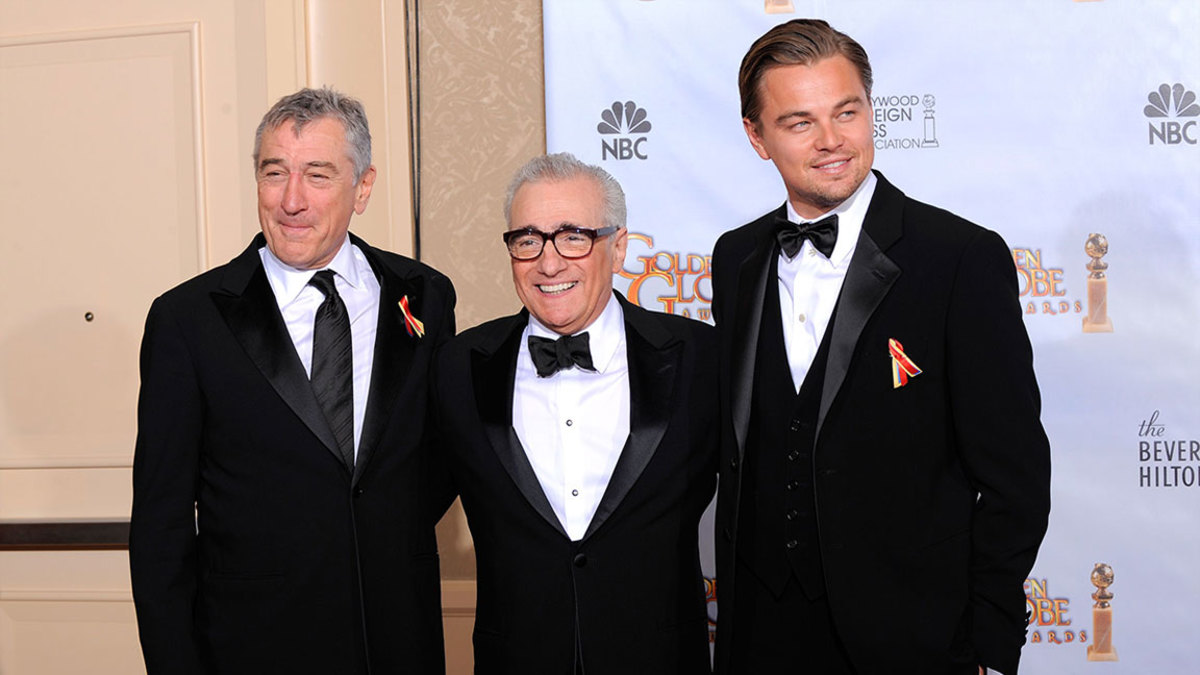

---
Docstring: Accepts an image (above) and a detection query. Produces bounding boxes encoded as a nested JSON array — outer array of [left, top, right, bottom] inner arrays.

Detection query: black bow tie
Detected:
[[528, 332, 596, 377], [775, 214, 839, 259]]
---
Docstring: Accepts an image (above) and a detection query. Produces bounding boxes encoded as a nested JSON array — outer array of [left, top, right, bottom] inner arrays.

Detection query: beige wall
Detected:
[[418, 0, 546, 582], [1, 0, 543, 672]]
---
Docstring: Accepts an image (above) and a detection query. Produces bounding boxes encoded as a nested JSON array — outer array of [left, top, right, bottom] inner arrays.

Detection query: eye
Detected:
[[561, 232, 590, 245], [513, 235, 541, 250]]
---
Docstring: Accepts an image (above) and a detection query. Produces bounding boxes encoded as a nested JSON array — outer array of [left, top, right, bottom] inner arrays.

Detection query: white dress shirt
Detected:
[[778, 172, 877, 392], [260, 235, 381, 458], [513, 293, 631, 541]]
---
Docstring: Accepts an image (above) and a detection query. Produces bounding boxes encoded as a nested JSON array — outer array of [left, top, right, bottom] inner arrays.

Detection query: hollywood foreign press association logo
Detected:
[[598, 100, 652, 161], [1145, 83, 1198, 145]]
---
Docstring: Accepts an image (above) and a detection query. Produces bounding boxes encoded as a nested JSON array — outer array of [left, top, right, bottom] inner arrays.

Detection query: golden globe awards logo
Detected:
[[1025, 577, 1088, 646], [619, 233, 712, 319], [1012, 247, 1083, 317], [872, 93, 940, 150], [598, 100, 652, 160]]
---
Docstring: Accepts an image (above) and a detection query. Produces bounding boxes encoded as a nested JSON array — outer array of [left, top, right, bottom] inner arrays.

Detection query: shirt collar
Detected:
[[784, 170, 877, 266], [259, 234, 362, 306], [526, 292, 625, 374]]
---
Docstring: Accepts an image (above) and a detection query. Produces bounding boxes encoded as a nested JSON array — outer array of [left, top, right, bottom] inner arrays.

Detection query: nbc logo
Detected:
[[598, 101, 652, 160], [1145, 83, 1198, 145]]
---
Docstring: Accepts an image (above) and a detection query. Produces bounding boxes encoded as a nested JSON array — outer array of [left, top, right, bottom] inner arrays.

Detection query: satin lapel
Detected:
[[210, 244, 343, 466], [582, 295, 679, 541], [473, 313, 567, 538], [817, 173, 903, 438], [730, 208, 783, 458], [354, 253, 421, 485]]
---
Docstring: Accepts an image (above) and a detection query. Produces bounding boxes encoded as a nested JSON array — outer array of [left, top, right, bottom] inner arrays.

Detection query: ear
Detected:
[[609, 227, 629, 275], [353, 166, 377, 215], [743, 117, 771, 160]]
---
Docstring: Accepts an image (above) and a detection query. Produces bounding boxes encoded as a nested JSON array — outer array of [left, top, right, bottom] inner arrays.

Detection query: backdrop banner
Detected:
[[544, 1, 1200, 672]]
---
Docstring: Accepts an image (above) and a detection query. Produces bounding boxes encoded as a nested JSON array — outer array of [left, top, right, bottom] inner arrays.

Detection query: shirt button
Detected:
[[786, 509, 799, 521], [786, 539, 799, 549], [565, 419, 573, 427], [786, 480, 799, 491], [798, 313, 806, 323], [571, 489, 579, 497]]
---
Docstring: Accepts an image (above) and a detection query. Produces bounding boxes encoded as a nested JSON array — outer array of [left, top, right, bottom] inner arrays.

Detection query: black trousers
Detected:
[[729, 555, 856, 674]]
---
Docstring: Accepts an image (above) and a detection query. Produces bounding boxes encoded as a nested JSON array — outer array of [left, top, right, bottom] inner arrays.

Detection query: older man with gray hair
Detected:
[[130, 87, 456, 674], [433, 152, 717, 674]]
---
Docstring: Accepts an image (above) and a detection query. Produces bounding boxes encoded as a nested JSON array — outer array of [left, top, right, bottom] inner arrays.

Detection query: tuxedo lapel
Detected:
[[211, 239, 344, 469], [582, 294, 679, 541], [354, 243, 421, 485], [818, 172, 903, 437], [729, 207, 784, 458], [471, 312, 567, 538]]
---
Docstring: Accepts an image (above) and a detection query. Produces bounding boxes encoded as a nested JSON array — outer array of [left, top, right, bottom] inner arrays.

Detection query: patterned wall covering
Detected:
[[416, 0, 545, 579]]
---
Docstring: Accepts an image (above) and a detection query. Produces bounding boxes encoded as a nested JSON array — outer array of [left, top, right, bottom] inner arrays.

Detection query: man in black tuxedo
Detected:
[[711, 20, 1051, 675], [433, 153, 716, 674], [130, 88, 456, 674]]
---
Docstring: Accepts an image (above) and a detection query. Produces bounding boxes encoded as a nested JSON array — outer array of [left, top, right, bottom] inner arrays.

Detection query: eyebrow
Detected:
[[257, 158, 342, 173]]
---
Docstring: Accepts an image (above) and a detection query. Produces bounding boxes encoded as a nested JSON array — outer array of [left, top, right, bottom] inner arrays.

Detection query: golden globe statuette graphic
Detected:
[[1082, 233, 1114, 333], [764, 0, 795, 14], [1087, 563, 1118, 661]]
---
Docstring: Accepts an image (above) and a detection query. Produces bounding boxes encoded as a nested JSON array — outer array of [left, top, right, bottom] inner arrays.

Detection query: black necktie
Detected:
[[775, 214, 839, 259], [308, 270, 355, 470], [528, 333, 596, 378]]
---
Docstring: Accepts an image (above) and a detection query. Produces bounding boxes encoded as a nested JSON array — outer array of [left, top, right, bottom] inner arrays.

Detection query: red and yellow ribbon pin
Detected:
[[888, 338, 921, 389], [398, 295, 425, 338]]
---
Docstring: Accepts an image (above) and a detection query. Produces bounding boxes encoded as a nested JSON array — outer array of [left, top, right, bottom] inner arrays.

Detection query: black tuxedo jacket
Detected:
[[711, 172, 1051, 675], [130, 233, 456, 675], [433, 293, 716, 674]]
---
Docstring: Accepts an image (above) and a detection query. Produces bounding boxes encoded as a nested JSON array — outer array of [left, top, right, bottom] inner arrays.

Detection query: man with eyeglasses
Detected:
[[432, 152, 717, 674]]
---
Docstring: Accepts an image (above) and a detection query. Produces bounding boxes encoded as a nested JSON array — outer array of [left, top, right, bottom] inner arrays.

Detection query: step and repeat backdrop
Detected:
[[544, 1, 1198, 672]]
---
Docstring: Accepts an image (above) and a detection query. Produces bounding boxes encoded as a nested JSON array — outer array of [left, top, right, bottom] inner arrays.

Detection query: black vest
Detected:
[[736, 258, 836, 600]]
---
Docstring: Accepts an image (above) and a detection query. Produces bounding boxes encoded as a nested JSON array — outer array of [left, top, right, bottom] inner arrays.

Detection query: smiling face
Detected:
[[744, 55, 874, 219], [508, 176, 628, 336], [256, 117, 375, 270]]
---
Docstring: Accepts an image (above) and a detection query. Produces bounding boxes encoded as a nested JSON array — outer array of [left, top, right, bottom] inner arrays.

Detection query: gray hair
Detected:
[[252, 87, 372, 182], [503, 152, 627, 230]]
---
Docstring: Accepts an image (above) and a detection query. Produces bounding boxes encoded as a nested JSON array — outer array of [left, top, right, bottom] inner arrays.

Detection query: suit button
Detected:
[[787, 450, 800, 461], [785, 480, 799, 491], [786, 509, 799, 521], [573, 553, 588, 568], [789, 419, 802, 432], [353, 487, 364, 498], [729, 457, 739, 471], [785, 540, 798, 550]]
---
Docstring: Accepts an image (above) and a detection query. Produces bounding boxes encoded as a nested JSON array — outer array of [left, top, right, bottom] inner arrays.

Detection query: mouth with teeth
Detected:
[[814, 158, 850, 173], [537, 281, 578, 295]]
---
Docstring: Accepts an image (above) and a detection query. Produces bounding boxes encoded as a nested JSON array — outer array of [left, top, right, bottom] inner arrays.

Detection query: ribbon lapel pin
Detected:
[[888, 338, 921, 389], [398, 295, 425, 338]]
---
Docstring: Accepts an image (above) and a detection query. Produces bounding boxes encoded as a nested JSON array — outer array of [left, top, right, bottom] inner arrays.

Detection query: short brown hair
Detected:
[[739, 19, 873, 124]]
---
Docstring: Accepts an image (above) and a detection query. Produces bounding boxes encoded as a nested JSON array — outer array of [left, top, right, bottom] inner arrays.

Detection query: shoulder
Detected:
[[359, 242, 455, 291], [438, 312, 523, 361], [714, 207, 777, 260], [623, 301, 716, 352]]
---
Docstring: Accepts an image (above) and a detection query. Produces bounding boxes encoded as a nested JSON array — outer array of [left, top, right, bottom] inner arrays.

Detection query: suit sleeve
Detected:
[[427, 272, 459, 520], [129, 297, 206, 674], [946, 229, 1051, 674]]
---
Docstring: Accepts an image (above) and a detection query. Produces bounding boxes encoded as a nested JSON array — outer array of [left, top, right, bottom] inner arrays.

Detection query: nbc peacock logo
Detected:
[[1144, 83, 1198, 145], [598, 100, 652, 161]]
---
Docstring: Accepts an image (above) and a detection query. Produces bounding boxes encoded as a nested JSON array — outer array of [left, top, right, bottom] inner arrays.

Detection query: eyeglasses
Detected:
[[503, 225, 619, 260]]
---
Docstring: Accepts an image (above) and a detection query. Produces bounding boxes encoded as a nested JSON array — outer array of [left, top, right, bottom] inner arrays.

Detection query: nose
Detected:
[[281, 172, 306, 215], [813, 121, 844, 152], [536, 240, 568, 276]]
